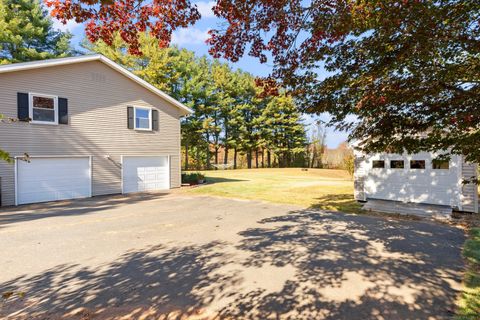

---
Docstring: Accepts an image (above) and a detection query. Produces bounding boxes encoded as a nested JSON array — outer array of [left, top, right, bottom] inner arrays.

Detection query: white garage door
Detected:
[[364, 154, 460, 206], [122, 156, 170, 193], [17, 157, 91, 205]]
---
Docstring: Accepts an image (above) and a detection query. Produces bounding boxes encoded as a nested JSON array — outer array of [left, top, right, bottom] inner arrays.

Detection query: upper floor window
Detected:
[[410, 160, 426, 169], [29, 93, 58, 124], [372, 160, 385, 169], [432, 159, 450, 169], [134, 107, 152, 131]]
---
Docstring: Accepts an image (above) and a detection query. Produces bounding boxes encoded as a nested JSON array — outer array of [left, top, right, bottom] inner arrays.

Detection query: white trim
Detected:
[[133, 106, 152, 131], [89, 156, 93, 197], [458, 155, 464, 211], [29, 92, 59, 125], [474, 164, 479, 214], [120, 155, 124, 194], [14, 158, 18, 206], [0, 55, 193, 115]]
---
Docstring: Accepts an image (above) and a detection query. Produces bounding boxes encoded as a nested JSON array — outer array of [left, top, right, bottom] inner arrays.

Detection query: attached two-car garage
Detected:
[[15, 155, 170, 205]]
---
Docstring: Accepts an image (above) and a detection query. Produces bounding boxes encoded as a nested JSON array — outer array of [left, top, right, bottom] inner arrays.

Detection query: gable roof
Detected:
[[0, 54, 193, 115]]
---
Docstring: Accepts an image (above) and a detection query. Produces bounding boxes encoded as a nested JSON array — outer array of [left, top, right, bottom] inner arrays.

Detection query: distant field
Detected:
[[182, 168, 361, 213]]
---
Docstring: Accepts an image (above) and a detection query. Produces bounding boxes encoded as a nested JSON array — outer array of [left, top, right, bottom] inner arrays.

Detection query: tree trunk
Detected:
[[247, 151, 252, 169], [184, 142, 189, 171], [214, 147, 219, 169], [255, 150, 259, 168], [261, 149, 265, 168], [224, 125, 229, 165], [267, 150, 271, 168], [224, 146, 229, 165], [206, 134, 211, 170], [233, 148, 238, 169]]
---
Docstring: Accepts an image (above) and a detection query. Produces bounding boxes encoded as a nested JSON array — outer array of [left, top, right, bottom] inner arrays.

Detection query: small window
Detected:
[[29, 93, 58, 124], [134, 107, 152, 130], [432, 159, 449, 169], [410, 160, 426, 169], [390, 160, 404, 169], [372, 160, 385, 169]]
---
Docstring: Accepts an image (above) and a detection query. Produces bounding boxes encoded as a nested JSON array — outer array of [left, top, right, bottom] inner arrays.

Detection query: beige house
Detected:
[[0, 55, 192, 206]]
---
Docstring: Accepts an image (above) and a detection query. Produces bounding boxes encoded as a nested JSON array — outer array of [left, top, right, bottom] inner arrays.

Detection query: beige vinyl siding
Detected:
[[0, 61, 182, 206], [461, 159, 479, 213]]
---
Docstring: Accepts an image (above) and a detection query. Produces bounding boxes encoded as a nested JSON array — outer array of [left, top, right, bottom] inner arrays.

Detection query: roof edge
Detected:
[[0, 54, 193, 115]]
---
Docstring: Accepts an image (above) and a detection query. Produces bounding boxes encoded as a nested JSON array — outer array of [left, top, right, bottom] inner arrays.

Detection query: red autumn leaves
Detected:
[[45, 0, 201, 54]]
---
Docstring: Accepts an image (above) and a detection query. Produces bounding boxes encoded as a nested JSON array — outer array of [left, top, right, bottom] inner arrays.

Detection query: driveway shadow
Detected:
[[0, 193, 169, 227], [0, 207, 466, 319]]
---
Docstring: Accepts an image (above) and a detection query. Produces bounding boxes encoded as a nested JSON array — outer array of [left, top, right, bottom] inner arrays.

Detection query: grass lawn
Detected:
[[456, 227, 480, 319], [182, 168, 362, 213]]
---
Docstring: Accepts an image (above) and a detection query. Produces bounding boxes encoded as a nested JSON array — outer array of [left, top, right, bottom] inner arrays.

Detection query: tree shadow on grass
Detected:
[[309, 193, 362, 213], [204, 177, 248, 184]]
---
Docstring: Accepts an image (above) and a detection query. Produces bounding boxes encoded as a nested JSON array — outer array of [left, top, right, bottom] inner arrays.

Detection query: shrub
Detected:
[[181, 172, 205, 184]]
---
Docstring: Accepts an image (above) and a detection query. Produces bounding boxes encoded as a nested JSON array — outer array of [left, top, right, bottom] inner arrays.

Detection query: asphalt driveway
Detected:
[[0, 193, 466, 319]]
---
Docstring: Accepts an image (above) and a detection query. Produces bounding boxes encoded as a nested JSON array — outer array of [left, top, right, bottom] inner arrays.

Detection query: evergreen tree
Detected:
[[262, 94, 306, 167], [0, 0, 73, 64], [86, 34, 307, 170]]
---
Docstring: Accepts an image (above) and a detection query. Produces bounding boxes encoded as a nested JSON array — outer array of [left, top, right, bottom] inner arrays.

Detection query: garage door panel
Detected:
[[122, 156, 169, 194], [17, 157, 91, 205], [365, 156, 459, 206]]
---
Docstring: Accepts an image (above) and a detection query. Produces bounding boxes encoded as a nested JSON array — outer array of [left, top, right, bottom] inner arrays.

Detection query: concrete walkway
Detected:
[[0, 193, 465, 319]]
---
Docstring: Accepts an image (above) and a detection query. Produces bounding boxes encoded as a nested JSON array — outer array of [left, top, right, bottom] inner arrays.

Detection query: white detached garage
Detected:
[[354, 151, 479, 214]]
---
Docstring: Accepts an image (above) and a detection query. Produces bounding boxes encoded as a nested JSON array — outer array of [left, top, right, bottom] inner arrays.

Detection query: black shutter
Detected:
[[17, 92, 29, 121], [127, 106, 134, 129], [58, 98, 68, 124], [152, 109, 159, 131]]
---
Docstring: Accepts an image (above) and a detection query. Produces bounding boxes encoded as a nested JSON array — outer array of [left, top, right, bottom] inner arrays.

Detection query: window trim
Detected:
[[133, 106, 152, 131], [29, 92, 58, 125]]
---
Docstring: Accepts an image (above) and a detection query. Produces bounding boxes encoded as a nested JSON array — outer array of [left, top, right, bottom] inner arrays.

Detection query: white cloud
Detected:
[[195, 1, 216, 18], [47, 7, 81, 33], [171, 27, 210, 46]]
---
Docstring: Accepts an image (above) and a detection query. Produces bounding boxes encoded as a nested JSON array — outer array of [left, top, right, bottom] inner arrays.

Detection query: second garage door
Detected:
[[122, 156, 170, 193]]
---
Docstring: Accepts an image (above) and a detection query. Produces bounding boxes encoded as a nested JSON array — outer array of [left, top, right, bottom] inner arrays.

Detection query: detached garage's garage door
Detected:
[[122, 156, 170, 193], [17, 157, 91, 205]]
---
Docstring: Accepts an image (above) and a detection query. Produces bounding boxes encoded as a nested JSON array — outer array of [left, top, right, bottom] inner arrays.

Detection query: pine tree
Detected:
[[0, 0, 73, 63], [262, 94, 306, 167]]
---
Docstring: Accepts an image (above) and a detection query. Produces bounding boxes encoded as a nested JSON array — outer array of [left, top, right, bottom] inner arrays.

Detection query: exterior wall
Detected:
[[354, 151, 472, 210], [0, 61, 182, 206], [461, 159, 479, 213]]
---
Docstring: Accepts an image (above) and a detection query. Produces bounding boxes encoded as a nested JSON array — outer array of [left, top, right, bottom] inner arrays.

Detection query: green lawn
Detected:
[[456, 227, 480, 319], [182, 168, 361, 213]]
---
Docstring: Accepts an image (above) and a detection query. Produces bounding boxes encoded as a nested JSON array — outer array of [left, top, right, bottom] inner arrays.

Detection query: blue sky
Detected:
[[54, 1, 349, 148]]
